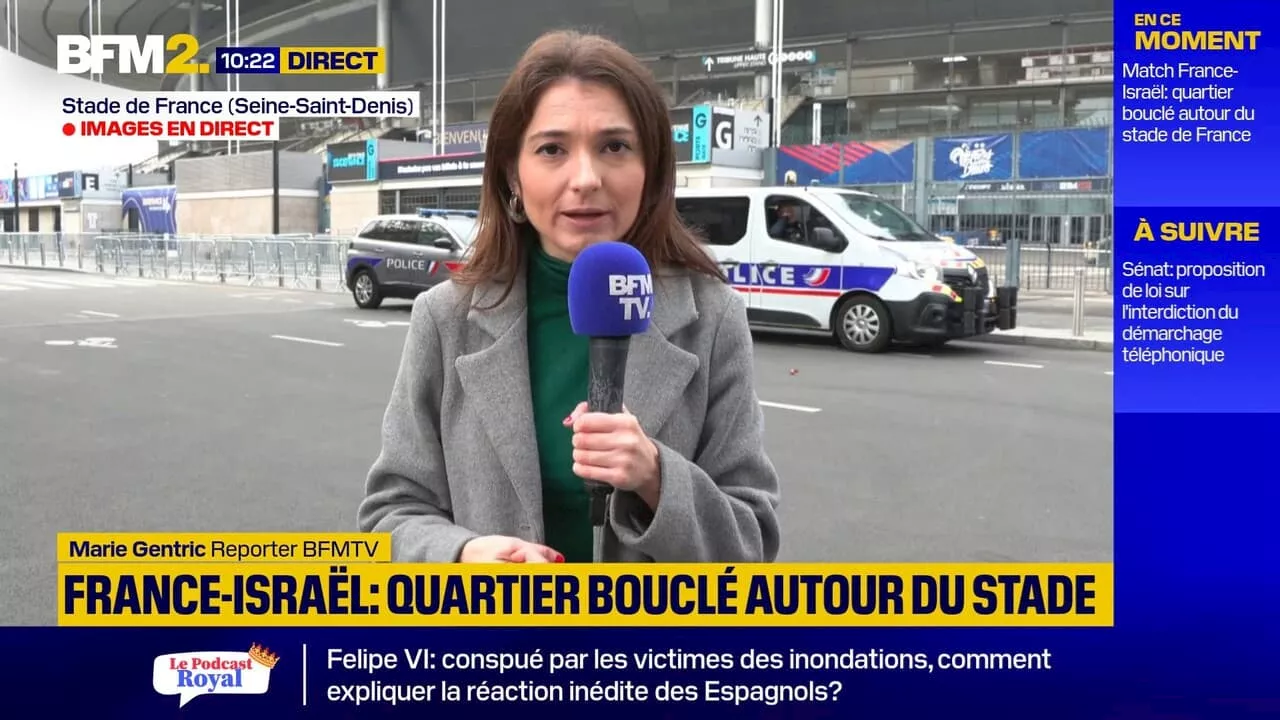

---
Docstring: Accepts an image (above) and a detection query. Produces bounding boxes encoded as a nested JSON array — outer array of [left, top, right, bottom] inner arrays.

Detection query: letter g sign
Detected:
[[715, 120, 733, 149]]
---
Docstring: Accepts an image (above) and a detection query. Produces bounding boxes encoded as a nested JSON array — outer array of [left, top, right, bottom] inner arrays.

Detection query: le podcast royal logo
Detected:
[[152, 643, 280, 708]]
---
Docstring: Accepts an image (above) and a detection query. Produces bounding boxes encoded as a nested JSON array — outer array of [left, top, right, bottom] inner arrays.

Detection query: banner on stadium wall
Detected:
[[440, 121, 489, 154], [932, 134, 1014, 182], [379, 152, 485, 180], [0, 175, 63, 203], [121, 186, 178, 235], [959, 178, 1112, 194], [1017, 128, 1110, 179], [775, 140, 915, 185]]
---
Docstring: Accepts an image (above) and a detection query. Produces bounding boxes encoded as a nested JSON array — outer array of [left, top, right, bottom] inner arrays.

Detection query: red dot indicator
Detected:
[[62, 123, 75, 136]]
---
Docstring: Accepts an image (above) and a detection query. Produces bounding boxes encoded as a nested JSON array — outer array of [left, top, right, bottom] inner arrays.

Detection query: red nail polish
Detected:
[[555, 554, 565, 563]]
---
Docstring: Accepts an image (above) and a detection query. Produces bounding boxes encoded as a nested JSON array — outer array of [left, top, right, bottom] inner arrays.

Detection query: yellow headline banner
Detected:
[[57, 532, 391, 563], [56, 562, 1113, 628]]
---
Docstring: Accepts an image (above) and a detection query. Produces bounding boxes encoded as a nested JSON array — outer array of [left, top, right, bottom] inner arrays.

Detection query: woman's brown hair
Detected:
[[451, 30, 725, 302]]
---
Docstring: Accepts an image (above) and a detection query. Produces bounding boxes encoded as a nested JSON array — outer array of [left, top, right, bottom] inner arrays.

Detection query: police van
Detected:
[[345, 208, 477, 309], [674, 186, 1018, 352]]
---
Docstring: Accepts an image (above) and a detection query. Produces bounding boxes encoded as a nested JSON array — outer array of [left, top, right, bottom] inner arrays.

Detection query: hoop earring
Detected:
[[507, 194, 527, 223]]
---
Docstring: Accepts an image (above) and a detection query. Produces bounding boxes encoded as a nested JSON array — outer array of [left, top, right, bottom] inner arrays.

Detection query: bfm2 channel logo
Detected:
[[152, 643, 280, 707], [57, 34, 207, 75]]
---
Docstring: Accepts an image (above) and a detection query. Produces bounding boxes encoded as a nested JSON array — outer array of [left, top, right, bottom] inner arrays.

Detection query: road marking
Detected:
[[984, 360, 1044, 369], [10, 279, 72, 289], [284, 298, 303, 304], [344, 318, 411, 328], [80, 310, 120, 318], [271, 335, 344, 347], [759, 400, 822, 413], [983, 358, 1044, 368], [46, 337, 118, 349], [0, 284, 26, 291], [317, 301, 335, 307]]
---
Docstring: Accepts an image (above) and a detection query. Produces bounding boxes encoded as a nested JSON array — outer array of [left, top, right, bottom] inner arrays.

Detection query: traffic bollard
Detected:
[[1071, 268, 1085, 337]]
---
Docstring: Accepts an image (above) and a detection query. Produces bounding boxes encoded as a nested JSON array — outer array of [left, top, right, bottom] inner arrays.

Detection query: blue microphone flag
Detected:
[[567, 241, 653, 337]]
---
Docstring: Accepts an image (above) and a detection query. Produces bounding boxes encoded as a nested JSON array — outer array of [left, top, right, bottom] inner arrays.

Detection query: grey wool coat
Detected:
[[356, 266, 782, 563]]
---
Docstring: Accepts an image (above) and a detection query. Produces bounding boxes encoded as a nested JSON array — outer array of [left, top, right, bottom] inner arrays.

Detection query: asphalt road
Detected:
[[0, 269, 1113, 625]]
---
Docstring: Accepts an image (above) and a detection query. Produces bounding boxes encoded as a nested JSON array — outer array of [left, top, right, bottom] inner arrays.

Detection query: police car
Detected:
[[345, 208, 477, 309], [674, 186, 1018, 352]]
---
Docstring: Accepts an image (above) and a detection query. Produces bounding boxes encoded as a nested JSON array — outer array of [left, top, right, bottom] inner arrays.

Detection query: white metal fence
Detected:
[[969, 241, 1112, 294], [0, 232, 352, 292]]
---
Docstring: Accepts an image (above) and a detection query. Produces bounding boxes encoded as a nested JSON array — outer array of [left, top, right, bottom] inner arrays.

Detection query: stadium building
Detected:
[[3, 0, 1113, 255]]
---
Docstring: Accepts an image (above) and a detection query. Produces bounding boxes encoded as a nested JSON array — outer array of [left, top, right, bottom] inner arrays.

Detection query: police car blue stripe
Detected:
[[723, 263, 894, 292], [347, 257, 384, 272]]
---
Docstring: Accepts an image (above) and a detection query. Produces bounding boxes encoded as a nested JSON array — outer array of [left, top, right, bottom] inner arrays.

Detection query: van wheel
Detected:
[[351, 269, 383, 309], [834, 295, 891, 353]]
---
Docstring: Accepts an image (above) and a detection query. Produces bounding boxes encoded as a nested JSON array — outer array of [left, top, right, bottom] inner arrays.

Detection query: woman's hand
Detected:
[[565, 401, 662, 509], [459, 535, 564, 563]]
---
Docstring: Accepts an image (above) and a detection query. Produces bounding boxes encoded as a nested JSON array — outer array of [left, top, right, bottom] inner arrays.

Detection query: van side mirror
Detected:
[[810, 227, 845, 253]]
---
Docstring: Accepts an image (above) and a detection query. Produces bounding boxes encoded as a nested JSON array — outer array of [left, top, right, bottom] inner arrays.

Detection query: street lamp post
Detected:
[[440, 0, 447, 153], [12, 163, 18, 233], [771, 0, 785, 148]]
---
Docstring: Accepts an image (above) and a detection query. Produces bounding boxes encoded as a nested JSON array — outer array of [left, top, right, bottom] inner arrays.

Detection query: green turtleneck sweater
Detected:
[[526, 244, 593, 562]]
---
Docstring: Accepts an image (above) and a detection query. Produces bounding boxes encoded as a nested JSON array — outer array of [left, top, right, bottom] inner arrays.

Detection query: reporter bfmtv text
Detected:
[[54, 34, 410, 142]]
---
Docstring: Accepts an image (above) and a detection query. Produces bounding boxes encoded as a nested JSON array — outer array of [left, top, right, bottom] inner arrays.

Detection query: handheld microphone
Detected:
[[567, 241, 654, 537]]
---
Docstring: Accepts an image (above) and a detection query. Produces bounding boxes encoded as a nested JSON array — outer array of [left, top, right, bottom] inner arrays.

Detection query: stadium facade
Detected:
[[2, 0, 1114, 250]]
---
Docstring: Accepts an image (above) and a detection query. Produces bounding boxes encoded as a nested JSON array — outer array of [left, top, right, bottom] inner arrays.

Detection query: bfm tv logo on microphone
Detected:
[[609, 273, 653, 321]]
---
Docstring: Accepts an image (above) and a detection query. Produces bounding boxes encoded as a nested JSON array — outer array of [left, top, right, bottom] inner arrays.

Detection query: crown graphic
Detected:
[[248, 643, 279, 669]]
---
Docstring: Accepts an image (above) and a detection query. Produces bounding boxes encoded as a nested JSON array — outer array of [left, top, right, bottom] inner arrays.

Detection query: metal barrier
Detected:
[[0, 232, 352, 293], [2, 231, 1113, 297], [970, 239, 1113, 294]]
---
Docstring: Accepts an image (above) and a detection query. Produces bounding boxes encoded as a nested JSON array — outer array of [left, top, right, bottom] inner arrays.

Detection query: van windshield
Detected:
[[829, 192, 937, 242]]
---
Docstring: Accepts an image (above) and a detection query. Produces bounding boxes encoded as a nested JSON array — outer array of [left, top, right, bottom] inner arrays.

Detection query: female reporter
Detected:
[[357, 30, 781, 563]]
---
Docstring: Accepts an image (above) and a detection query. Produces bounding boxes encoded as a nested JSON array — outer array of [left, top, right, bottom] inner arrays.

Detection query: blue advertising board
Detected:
[[932, 134, 1014, 182], [1018, 128, 1109, 179], [777, 139, 915, 185], [121, 185, 178, 234]]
